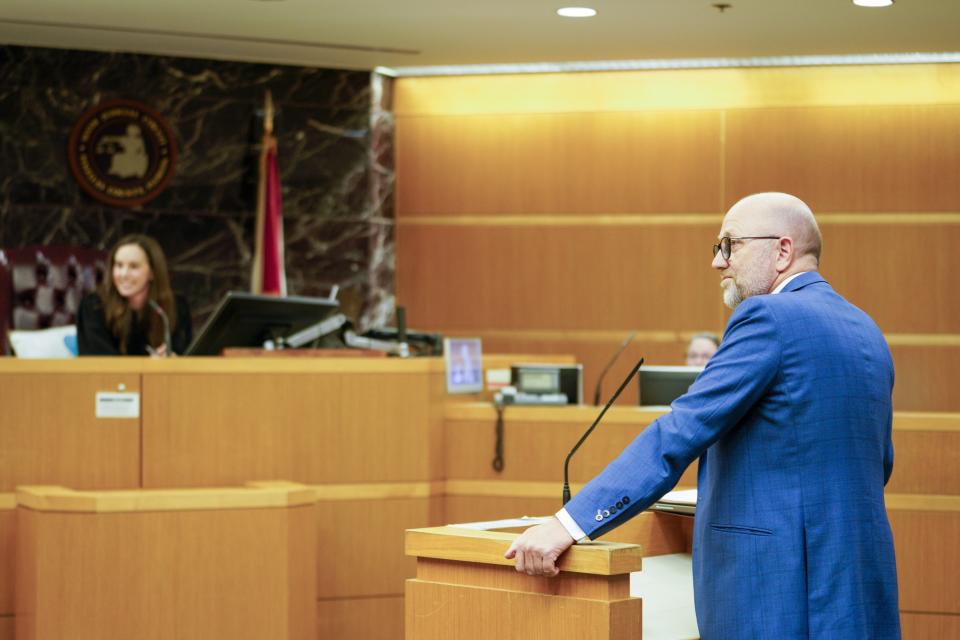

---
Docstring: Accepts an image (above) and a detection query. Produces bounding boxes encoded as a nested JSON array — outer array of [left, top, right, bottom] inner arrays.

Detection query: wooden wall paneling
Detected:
[[398, 220, 960, 412], [888, 509, 960, 614], [444, 406, 698, 488], [444, 411, 951, 493], [899, 612, 960, 639], [316, 596, 404, 640], [888, 346, 960, 412], [396, 111, 724, 216], [724, 105, 960, 212], [395, 67, 960, 417], [887, 429, 960, 494], [142, 373, 342, 487], [427, 361, 449, 478], [288, 506, 319, 640], [0, 616, 11, 640], [14, 500, 35, 640], [338, 372, 434, 482], [142, 366, 435, 487], [0, 506, 12, 616], [396, 223, 725, 331], [314, 496, 443, 599], [817, 223, 960, 335], [0, 373, 141, 491]]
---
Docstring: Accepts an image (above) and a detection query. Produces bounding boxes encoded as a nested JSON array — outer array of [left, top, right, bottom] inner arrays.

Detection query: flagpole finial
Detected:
[[264, 90, 275, 135]]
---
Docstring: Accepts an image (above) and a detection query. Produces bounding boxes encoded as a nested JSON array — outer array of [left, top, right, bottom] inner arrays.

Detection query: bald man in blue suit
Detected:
[[506, 193, 900, 639]]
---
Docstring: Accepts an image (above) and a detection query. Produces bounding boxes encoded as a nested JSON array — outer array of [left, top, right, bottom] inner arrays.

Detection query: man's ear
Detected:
[[776, 236, 794, 272]]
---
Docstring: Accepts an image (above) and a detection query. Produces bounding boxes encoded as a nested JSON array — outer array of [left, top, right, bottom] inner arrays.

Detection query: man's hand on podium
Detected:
[[504, 516, 575, 577]]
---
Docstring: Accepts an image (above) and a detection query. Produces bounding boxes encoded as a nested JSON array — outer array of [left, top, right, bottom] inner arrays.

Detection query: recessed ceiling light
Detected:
[[557, 7, 597, 18], [853, 0, 894, 7]]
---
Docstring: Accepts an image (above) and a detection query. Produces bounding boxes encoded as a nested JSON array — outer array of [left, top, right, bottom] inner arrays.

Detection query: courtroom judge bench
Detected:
[[0, 357, 956, 639]]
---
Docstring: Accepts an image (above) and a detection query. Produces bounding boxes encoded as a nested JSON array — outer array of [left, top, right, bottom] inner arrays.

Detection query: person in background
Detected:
[[77, 234, 192, 356], [685, 331, 720, 366]]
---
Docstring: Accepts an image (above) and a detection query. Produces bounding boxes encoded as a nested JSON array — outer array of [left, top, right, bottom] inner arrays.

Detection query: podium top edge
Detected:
[[405, 526, 643, 575]]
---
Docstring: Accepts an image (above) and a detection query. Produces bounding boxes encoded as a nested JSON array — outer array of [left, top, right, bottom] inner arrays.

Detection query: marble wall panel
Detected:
[[0, 45, 396, 335]]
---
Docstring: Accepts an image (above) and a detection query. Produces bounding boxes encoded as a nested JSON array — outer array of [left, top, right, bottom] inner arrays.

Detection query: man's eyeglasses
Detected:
[[712, 236, 780, 261]]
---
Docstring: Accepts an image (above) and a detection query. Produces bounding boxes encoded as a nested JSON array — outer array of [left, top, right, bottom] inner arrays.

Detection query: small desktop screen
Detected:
[[637, 365, 704, 407], [444, 337, 483, 394]]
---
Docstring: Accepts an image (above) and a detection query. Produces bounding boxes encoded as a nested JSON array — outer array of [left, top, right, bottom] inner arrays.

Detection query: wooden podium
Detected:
[[405, 526, 644, 640]]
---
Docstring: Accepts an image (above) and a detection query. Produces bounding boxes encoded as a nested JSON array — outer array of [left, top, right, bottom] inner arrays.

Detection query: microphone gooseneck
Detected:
[[396, 306, 410, 358], [563, 357, 644, 505], [492, 394, 505, 472], [593, 331, 637, 405], [148, 299, 172, 358]]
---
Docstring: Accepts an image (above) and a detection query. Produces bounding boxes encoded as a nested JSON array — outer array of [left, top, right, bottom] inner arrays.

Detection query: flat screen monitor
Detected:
[[186, 292, 339, 356], [444, 337, 483, 394], [511, 363, 583, 405], [637, 365, 703, 407]]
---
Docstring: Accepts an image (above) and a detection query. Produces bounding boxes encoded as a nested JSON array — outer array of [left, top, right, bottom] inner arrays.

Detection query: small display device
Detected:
[[510, 363, 583, 405], [637, 365, 703, 407], [515, 368, 560, 394], [444, 337, 483, 394]]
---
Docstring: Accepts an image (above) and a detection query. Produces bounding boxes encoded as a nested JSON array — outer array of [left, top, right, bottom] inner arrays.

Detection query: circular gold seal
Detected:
[[68, 99, 177, 208]]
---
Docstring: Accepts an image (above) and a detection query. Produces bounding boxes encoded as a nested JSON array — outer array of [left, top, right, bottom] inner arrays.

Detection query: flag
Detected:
[[251, 90, 286, 296]]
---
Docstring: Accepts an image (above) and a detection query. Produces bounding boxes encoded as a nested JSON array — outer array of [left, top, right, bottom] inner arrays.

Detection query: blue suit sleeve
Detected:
[[565, 297, 783, 539], [883, 406, 894, 486]]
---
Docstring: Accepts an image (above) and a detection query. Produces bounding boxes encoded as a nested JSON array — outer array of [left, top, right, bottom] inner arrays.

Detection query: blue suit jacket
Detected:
[[565, 273, 900, 639]]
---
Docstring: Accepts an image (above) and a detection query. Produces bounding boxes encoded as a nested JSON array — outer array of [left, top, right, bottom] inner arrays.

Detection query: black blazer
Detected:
[[77, 293, 193, 355]]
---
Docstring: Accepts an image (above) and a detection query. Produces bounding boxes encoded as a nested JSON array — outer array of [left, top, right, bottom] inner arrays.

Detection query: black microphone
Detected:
[[396, 306, 407, 343], [563, 357, 643, 505], [396, 306, 409, 358], [593, 331, 637, 405], [148, 299, 172, 358]]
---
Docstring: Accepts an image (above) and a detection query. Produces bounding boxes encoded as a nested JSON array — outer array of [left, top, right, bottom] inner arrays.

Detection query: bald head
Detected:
[[713, 193, 822, 308], [727, 193, 822, 266]]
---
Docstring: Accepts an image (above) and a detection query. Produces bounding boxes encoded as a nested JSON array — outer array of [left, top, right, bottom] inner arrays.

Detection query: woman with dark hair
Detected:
[[77, 234, 192, 356]]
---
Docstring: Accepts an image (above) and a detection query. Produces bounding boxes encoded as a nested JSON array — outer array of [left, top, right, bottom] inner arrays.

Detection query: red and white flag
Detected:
[[251, 90, 286, 296]]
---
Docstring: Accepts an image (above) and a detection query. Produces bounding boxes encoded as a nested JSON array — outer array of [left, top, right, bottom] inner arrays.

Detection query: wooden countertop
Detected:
[[16, 481, 315, 513]]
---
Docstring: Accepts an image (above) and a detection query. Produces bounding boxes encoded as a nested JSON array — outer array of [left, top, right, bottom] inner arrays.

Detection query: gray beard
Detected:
[[722, 270, 772, 309], [723, 282, 743, 309]]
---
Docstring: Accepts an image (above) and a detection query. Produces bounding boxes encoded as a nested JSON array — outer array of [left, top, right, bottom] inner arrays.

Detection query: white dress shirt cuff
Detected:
[[555, 507, 589, 543]]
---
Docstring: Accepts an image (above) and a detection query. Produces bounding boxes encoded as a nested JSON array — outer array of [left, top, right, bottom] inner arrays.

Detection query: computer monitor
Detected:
[[511, 363, 583, 405], [186, 292, 340, 356], [443, 337, 483, 394], [637, 365, 703, 407]]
